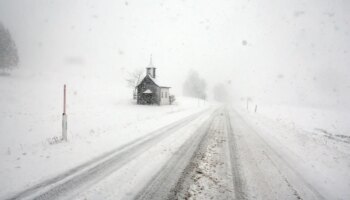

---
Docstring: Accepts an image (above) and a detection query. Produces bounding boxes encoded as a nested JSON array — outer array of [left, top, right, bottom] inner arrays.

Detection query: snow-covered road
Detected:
[[135, 107, 328, 200], [5, 106, 348, 200]]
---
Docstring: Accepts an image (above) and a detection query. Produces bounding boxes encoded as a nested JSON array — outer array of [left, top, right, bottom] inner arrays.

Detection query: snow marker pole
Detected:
[[62, 84, 68, 141]]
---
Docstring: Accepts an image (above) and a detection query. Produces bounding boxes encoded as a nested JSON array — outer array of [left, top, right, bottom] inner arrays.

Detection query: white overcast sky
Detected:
[[0, 0, 349, 107]]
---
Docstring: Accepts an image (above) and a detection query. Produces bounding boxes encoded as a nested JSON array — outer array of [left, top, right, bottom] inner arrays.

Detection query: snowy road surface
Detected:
[[5, 106, 346, 199]]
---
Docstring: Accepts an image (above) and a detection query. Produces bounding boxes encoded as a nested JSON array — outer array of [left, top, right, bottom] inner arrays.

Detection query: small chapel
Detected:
[[136, 57, 173, 105]]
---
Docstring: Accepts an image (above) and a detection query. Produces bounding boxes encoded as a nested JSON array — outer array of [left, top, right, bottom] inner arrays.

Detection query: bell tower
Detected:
[[146, 54, 156, 79]]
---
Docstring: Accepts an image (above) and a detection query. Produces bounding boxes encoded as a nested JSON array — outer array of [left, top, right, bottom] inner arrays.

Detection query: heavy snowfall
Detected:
[[0, 0, 349, 200]]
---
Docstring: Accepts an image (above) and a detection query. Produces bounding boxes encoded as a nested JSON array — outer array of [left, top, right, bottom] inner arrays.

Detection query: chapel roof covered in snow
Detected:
[[148, 75, 171, 88]]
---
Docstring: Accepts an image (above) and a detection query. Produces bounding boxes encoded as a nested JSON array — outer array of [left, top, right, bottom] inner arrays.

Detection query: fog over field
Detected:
[[0, 0, 349, 108]]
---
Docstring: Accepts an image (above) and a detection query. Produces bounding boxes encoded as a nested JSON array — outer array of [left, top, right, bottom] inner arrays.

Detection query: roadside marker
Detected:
[[62, 84, 68, 141]]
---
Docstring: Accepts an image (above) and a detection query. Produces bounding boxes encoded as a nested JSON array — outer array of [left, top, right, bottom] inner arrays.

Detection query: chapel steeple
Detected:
[[146, 54, 156, 78]]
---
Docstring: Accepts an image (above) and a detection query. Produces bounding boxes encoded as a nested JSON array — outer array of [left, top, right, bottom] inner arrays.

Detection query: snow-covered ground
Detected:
[[252, 104, 350, 137], [0, 68, 211, 198], [1, 66, 349, 200], [234, 104, 350, 199]]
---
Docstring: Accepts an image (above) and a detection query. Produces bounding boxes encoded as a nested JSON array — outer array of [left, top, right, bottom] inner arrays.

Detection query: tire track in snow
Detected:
[[171, 109, 236, 200], [134, 109, 219, 200], [228, 108, 326, 200], [136, 108, 247, 200], [225, 109, 247, 200]]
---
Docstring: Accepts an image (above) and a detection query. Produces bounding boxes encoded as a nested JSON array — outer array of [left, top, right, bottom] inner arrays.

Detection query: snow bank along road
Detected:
[[7, 107, 330, 200]]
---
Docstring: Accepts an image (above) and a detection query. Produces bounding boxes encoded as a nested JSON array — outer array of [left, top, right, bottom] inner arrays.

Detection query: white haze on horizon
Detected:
[[0, 0, 349, 109]]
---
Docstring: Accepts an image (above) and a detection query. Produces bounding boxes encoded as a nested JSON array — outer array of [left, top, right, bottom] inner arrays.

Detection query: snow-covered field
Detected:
[[0, 68, 211, 198], [234, 105, 350, 199], [253, 104, 350, 137]]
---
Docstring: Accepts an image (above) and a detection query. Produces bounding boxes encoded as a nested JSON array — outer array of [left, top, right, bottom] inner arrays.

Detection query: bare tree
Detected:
[[0, 22, 19, 75], [126, 69, 144, 99]]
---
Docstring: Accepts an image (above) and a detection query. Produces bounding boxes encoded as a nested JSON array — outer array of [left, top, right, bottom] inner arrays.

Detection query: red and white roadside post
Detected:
[[62, 84, 68, 141]]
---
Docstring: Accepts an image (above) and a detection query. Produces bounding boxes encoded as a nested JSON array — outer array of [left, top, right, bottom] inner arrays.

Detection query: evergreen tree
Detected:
[[0, 22, 19, 74]]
